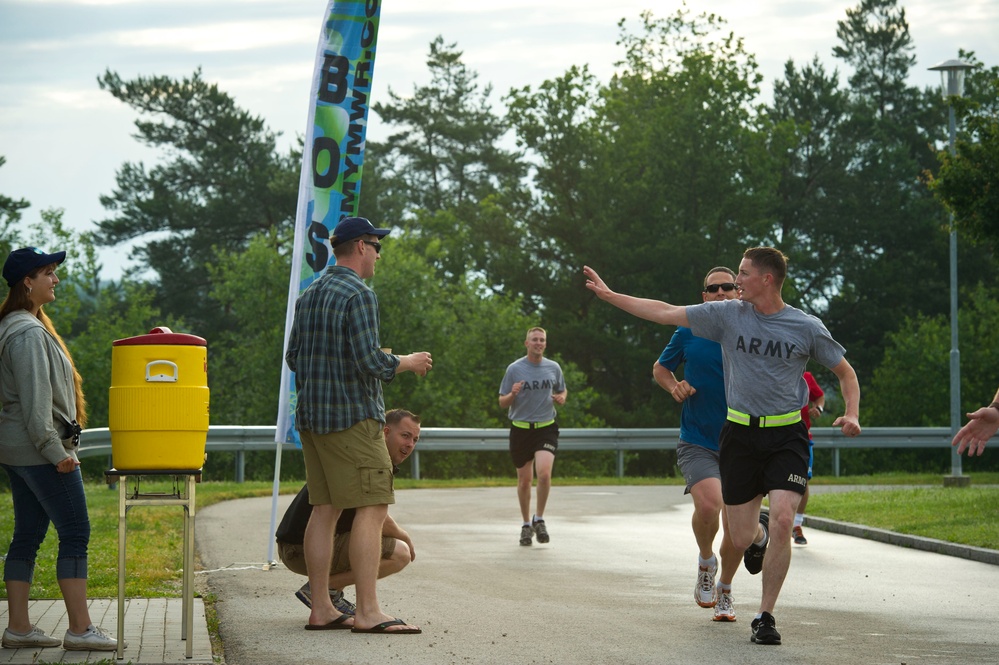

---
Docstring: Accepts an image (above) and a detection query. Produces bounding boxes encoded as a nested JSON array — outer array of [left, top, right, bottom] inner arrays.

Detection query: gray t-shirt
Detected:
[[499, 356, 566, 422], [685, 300, 845, 417]]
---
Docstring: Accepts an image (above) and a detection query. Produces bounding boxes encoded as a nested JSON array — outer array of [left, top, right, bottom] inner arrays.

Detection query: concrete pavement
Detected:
[[197, 486, 999, 665]]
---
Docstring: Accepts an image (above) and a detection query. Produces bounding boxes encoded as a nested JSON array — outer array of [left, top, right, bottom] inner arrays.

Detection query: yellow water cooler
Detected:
[[108, 327, 209, 470]]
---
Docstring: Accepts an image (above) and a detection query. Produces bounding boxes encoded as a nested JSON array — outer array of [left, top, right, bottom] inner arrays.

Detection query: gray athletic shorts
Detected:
[[676, 441, 721, 495]]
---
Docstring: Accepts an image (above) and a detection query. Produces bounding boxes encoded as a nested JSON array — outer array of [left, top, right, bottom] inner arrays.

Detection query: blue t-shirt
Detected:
[[658, 327, 726, 451]]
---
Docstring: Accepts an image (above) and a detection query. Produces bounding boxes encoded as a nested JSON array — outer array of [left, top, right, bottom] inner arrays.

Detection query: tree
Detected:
[[857, 283, 999, 471], [0, 156, 29, 257], [372, 37, 524, 217], [206, 227, 291, 426], [368, 37, 527, 284], [818, 0, 994, 388], [766, 58, 856, 310], [2, 210, 173, 431], [95, 68, 300, 337], [371, 233, 607, 478], [929, 58, 999, 252], [373, 233, 606, 429], [505, 9, 776, 426]]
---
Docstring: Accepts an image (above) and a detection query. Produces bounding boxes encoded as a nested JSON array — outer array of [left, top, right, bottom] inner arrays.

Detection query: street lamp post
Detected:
[[928, 58, 974, 486]]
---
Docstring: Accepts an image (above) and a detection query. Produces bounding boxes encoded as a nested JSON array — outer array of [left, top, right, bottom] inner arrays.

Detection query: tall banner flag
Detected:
[[269, 0, 381, 564]]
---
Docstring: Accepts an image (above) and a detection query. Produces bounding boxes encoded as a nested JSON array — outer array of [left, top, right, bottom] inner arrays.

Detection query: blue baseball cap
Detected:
[[330, 217, 390, 247], [3, 247, 67, 287]]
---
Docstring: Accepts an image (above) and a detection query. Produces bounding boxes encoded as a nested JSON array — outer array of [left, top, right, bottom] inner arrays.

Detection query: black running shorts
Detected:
[[718, 420, 809, 505], [509, 423, 560, 468]]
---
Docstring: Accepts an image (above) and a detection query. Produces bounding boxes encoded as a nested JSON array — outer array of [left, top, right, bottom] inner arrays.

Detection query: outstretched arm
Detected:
[[952, 386, 999, 456], [583, 266, 689, 327]]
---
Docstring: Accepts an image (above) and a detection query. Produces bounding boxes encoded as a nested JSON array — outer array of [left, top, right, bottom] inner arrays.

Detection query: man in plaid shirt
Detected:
[[286, 216, 432, 634]]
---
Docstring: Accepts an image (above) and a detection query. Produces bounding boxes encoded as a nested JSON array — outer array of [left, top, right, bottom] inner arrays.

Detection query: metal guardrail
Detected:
[[79, 425, 957, 481]]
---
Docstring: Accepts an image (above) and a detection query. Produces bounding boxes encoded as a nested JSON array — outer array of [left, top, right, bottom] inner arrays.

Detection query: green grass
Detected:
[[806, 486, 999, 549], [1, 473, 997, 599]]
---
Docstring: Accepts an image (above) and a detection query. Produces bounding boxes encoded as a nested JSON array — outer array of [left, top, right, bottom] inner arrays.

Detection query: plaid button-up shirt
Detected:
[[286, 266, 399, 433]]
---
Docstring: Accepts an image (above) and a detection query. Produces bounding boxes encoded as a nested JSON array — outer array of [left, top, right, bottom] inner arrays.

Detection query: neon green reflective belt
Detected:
[[726, 408, 802, 428], [511, 419, 555, 429]]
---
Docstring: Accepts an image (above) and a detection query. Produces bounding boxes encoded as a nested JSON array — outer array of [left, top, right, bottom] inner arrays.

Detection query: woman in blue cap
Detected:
[[0, 247, 121, 652]]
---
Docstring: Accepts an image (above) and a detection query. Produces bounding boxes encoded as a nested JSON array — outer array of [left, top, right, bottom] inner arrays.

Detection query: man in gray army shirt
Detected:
[[499, 327, 568, 546], [584, 248, 860, 647]]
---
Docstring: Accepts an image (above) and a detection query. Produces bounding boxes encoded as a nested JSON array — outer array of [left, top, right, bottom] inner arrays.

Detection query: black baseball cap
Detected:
[[3, 247, 67, 287], [330, 217, 390, 247]]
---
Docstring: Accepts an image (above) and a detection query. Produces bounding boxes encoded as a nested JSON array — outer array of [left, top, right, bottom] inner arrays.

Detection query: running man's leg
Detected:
[[532, 450, 555, 518], [724, 496, 766, 553], [718, 506, 742, 587], [516, 461, 534, 523], [689, 477, 723, 560], [758, 489, 802, 614]]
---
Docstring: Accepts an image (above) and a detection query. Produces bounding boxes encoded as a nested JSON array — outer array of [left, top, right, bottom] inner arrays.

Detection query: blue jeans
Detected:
[[1, 463, 90, 583]]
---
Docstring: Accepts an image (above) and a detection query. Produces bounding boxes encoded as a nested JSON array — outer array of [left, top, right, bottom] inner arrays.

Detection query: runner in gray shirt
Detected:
[[584, 247, 860, 647], [499, 327, 567, 546]]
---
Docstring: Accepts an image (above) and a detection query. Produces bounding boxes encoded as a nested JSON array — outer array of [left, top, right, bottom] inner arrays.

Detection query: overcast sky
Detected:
[[1, 0, 997, 277]]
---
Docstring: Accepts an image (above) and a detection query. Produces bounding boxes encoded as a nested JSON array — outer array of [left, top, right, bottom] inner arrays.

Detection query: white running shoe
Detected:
[[695, 561, 718, 608], [713, 589, 736, 622], [62, 624, 123, 651], [2, 626, 62, 648]]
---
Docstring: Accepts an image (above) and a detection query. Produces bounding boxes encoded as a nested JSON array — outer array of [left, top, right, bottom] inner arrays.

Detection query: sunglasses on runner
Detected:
[[704, 282, 737, 293]]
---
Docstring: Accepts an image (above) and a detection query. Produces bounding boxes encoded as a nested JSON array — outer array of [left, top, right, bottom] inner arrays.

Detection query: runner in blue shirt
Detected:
[[654, 266, 742, 622]]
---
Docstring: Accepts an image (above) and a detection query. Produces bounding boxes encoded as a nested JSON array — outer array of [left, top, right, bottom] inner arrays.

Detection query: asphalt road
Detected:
[[196, 486, 999, 665]]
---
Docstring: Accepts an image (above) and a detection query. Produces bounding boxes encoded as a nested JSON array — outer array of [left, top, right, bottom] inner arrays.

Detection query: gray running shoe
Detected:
[[533, 519, 550, 544], [520, 524, 533, 546], [295, 581, 314, 608], [713, 589, 736, 622], [2, 626, 62, 649], [330, 589, 356, 616], [695, 562, 717, 607], [63, 624, 123, 652], [296, 582, 356, 616]]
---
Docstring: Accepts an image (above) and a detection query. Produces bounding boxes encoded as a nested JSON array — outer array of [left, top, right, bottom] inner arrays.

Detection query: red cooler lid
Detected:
[[113, 326, 207, 347]]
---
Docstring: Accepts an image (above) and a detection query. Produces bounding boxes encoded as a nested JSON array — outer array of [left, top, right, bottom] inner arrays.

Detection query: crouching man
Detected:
[[276, 409, 420, 620]]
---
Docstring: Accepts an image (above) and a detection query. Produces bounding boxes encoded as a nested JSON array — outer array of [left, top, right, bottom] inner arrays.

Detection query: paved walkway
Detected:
[[199, 486, 997, 665], [0, 598, 212, 664], [5, 485, 998, 665]]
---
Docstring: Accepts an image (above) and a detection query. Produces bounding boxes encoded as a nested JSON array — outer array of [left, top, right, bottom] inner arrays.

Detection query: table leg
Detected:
[[117, 476, 127, 661]]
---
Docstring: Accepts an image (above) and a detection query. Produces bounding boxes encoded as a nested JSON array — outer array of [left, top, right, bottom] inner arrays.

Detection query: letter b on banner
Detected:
[[319, 54, 350, 104]]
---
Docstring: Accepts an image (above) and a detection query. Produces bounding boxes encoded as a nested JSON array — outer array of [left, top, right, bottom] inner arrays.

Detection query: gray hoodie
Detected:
[[0, 309, 79, 466]]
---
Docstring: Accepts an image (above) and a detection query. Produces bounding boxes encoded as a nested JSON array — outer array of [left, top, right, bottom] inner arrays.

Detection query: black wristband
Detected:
[[989, 402, 999, 413]]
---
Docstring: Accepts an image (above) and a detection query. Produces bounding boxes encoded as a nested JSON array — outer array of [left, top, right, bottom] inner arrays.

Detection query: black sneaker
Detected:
[[520, 524, 533, 546], [750, 611, 781, 645], [793, 525, 808, 545], [743, 511, 769, 575], [533, 519, 550, 544]]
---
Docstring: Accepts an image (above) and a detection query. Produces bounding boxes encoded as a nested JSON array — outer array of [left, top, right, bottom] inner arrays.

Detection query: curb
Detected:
[[804, 515, 999, 566]]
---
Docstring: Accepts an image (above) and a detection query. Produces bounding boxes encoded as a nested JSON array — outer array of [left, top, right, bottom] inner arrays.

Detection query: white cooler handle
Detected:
[[146, 360, 179, 383]]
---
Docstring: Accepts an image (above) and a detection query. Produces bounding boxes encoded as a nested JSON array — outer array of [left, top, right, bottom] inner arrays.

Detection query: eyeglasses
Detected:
[[704, 282, 737, 293], [360, 240, 382, 254]]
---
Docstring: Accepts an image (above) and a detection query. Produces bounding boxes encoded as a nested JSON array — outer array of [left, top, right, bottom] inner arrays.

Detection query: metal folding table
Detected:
[[105, 468, 201, 660]]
